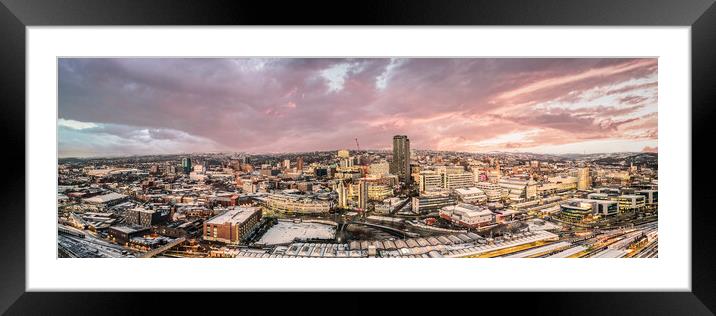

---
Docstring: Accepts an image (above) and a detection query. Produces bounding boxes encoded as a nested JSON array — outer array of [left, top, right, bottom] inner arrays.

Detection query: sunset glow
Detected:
[[58, 58, 657, 157]]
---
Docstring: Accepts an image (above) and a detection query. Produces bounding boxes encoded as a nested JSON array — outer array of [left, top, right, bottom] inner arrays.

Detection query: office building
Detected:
[[108, 225, 150, 245], [203, 206, 262, 244], [337, 149, 350, 158], [587, 193, 610, 200], [181, 157, 192, 174], [445, 172, 474, 190], [635, 189, 658, 206], [559, 198, 618, 222], [339, 157, 354, 168], [475, 182, 503, 202], [577, 166, 591, 190], [439, 203, 494, 228], [374, 197, 406, 214], [125, 207, 166, 227], [498, 177, 537, 201], [367, 183, 393, 201], [264, 193, 332, 214], [358, 179, 369, 211], [618, 195, 647, 212], [391, 135, 411, 184], [337, 180, 348, 208], [454, 187, 488, 204], [419, 171, 444, 193], [559, 201, 596, 222], [369, 162, 390, 176], [411, 193, 456, 214]]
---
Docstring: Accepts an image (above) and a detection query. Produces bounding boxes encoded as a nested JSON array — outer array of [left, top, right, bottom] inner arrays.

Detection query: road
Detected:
[[141, 237, 187, 258], [58, 233, 136, 258]]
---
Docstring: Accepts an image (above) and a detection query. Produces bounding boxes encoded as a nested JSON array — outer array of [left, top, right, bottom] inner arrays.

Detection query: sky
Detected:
[[58, 58, 657, 158]]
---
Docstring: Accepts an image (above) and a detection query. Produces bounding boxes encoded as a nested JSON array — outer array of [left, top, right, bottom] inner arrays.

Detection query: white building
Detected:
[[439, 203, 494, 228], [419, 171, 444, 193], [474, 182, 502, 202], [445, 172, 474, 190], [453, 187, 488, 204], [498, 177, 537, 201]]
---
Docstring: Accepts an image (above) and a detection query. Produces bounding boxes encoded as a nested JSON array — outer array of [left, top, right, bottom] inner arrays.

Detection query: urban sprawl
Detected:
[[57, 135, 658, 259]]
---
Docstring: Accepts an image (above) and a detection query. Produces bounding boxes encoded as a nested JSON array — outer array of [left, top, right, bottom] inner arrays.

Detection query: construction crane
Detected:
[[355, 138, 360, 151]]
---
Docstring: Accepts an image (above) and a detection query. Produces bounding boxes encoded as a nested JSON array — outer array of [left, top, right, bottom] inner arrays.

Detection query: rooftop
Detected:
[[110, 225, 147, 234], [206, 206, 261, 225], [442, 203, 492, 216], [83, 192, 127, 203], [454, 187, 486, 195]]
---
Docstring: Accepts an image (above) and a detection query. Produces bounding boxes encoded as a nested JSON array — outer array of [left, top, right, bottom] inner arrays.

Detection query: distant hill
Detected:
[[589, 152, 658, 168]]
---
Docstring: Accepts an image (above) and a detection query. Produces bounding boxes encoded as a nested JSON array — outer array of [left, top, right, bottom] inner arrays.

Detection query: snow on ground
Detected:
[[526, 219, 561, 231], [256, 220, 336, 245]]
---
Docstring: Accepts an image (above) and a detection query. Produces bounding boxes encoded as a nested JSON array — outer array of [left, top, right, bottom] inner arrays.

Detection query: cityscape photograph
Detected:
[[57, 58, 658, 259]]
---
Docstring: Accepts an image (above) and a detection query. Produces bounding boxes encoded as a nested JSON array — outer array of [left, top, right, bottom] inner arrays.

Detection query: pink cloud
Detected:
[[58, 58, 658, 156]]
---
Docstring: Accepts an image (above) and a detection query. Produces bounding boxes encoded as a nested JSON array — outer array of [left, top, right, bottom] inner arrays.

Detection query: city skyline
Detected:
[[59, 58, 657, 158]]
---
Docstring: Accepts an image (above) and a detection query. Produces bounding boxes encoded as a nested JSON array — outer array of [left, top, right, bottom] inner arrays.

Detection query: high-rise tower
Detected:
[[181, 157, 192, 174], [358, 179, 369, 211], [577, 166, 591, 190], [391, 135, 411, 184], [337, 180, 348, 209]]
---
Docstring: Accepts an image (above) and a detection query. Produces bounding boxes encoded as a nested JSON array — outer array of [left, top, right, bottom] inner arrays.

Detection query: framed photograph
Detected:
[[2, 0, 715, 314]]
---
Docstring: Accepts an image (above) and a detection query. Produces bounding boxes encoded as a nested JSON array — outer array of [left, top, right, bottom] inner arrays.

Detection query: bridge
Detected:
[[336, 212, 420, 238], [354, 222, 421, 238], [140, 237, 186, 258]]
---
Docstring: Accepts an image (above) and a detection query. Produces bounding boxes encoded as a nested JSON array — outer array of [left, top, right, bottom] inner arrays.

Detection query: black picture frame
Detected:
[[1, 0, 714, 315]]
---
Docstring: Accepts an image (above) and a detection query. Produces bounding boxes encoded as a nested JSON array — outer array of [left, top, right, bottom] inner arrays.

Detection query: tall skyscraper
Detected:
[[296, 157, 304, 171], [358, 179, 369, 211], [337, 180, 348, 209], [181, 157, 192, 174], [577, 166, 591, 190], [391, 135, 411, 184]]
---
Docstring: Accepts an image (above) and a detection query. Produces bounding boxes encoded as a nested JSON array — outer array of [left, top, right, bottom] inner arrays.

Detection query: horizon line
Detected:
[[58, 149, 658, 160]]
